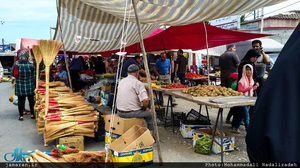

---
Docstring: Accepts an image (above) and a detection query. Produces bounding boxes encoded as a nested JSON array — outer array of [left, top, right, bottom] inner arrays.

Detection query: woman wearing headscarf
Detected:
[[238, 49, 261, 82], [246, 23, 300, 162], [231, 49, 261, 131], [12, 50, 36, 120]]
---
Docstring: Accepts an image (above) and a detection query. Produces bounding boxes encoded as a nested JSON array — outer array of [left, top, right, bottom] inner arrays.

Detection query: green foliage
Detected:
[[240, 14, 245, 23]]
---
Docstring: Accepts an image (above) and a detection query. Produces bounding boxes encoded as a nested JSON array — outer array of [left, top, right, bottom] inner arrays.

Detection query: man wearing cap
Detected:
[[116, 64, 153, 134]]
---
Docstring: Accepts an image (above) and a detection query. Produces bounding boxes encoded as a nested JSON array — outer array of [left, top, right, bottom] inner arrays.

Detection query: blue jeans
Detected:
[[234, 106, 250, 132], [177, 73, 186, 85]]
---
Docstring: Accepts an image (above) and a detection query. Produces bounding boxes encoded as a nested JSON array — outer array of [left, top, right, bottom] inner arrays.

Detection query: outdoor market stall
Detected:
[[52, 0, 285, 164], [149, 86, 256, 162]]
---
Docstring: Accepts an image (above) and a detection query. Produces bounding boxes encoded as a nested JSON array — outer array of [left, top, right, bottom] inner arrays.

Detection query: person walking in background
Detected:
[[252, 40, 270, 96], [0, 61, 3, 83], [12, 50, 36, 121], [171, 54, 178, 83], [95, 56, 106, 74], [233, 64, 259, 134], [69, 55, 84, 91], [219, 44, 240, 88], [175, 49, 188, 85]]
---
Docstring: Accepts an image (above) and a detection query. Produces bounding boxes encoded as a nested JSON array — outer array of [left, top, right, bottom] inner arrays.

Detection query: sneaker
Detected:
[[226, 120, 231, 124]]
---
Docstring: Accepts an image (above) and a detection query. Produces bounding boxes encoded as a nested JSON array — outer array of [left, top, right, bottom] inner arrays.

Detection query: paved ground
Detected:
[[0, 81, 249, 162]]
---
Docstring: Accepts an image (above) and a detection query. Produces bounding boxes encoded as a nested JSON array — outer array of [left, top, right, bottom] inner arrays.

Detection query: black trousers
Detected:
[[70, 69, 81, 91], [18, 95, 35, 117]]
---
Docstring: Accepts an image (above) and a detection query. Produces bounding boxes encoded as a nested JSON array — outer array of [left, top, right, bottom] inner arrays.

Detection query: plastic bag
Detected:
[[13, 96, 18, 106], [194, 135, 212, 155]]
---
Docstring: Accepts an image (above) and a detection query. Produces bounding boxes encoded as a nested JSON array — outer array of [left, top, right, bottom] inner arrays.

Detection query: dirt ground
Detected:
[[151, 96, 250, 162]]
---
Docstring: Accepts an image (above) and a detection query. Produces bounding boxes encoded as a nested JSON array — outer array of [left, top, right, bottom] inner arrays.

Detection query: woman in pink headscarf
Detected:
[[233, 64, 259, 134]]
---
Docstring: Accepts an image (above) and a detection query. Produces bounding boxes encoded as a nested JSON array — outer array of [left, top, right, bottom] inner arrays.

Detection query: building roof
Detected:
[[242, 10, 300, 24], [269, 10, 300, 19]]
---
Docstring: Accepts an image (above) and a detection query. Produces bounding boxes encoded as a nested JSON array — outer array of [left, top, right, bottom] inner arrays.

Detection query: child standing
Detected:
[[226, 73, 238, 124], [233, 64, 259, 134]]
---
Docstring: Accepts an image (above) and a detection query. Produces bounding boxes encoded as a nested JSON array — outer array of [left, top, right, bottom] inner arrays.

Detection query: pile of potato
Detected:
[[182, 85, 243, 97]]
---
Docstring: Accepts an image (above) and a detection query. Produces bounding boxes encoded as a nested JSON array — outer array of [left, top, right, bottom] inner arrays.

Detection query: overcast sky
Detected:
[[0, 0, 299, 44]]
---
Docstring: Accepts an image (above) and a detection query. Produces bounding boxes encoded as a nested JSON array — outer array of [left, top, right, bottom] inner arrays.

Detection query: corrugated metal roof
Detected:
[[269, 10, 300, 19]]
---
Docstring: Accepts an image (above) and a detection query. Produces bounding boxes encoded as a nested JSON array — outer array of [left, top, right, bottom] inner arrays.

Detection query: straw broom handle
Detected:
[[35, 150, 60, 163], [45, 65, 50, 117]]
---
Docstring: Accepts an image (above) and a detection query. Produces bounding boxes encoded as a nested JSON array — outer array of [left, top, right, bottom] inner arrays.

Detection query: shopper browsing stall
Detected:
[[12, 50, 36, 120], [154, 52, 171, 83], [175, 49, 188, 85]]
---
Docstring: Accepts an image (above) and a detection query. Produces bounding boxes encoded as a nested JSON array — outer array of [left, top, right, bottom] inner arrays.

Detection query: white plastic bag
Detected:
[[12, 96, 18, 106]]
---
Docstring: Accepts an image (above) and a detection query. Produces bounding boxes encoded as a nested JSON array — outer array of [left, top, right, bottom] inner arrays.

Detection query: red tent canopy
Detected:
[[100, 22, 272, 57]]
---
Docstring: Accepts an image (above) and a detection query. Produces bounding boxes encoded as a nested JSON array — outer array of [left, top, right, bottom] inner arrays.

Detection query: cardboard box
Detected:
[[180, 121, 212, 138], [192, 128, 235, 154], [102, 82, 111, 91], [105, 132, 121, 150], [100, 90, 111, 99], [59, 136, 84, 151], [105, 115, 144, 135], [108, 125, 154, 165]]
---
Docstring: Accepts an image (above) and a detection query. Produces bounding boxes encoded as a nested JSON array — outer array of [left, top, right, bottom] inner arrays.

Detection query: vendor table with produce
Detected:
[[185, 72, 208, 86], [151, 85, 256, 162]]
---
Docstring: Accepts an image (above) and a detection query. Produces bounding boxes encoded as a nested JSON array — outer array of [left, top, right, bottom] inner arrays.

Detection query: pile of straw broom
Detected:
[[32, 40, 98, 145], [29, 149, 111, 166]]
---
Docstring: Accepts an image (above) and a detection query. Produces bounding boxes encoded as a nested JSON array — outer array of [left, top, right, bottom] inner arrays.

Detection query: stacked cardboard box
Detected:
[[193, 128, 235, 154], [108, 125, 155, 166], [104, 115, 144, 149]]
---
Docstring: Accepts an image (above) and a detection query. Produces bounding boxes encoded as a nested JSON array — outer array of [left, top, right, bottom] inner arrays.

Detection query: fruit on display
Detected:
[[182, 84, 243, 97], [140, 77, 157, 83], [81, 70, 96, 75], [102, 73, 115, 77], [145, 83, 160, 88], [154, 81, 171, 85], [161, 83, 189, 89], [185, 72, 207, 79]]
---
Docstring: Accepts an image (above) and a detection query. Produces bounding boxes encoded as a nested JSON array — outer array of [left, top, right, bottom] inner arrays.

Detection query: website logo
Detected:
[[4, 148, 30, 162]]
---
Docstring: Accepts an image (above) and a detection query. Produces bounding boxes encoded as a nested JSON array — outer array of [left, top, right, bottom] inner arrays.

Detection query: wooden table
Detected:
[[155, 88, 256, 162]]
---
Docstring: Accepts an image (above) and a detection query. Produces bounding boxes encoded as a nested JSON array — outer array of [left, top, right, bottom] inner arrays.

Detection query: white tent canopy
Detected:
[[54, 0, 285, 53]]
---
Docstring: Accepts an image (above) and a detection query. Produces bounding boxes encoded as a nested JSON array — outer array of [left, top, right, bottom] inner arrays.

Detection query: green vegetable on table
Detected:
[[194, 135, 212, 155]]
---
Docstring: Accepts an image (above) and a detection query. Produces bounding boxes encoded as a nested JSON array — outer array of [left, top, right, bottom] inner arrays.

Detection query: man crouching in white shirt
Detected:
[[116, 64, 153, 135]]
